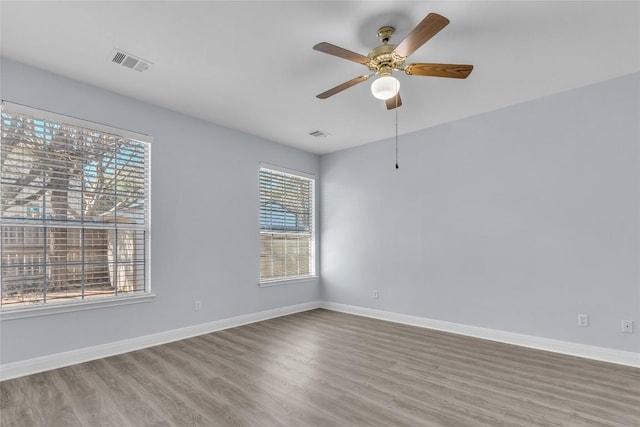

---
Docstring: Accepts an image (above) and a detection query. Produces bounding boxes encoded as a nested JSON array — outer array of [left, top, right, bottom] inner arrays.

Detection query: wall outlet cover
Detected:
[[577, 314, 589, 327]]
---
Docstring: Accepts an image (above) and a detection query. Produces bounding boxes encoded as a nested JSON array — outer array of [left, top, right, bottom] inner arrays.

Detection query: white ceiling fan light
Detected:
[[370, 74, 400, 100]]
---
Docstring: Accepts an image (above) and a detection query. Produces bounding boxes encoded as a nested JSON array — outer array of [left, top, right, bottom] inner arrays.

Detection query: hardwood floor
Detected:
[[1, 309, 639, 426]]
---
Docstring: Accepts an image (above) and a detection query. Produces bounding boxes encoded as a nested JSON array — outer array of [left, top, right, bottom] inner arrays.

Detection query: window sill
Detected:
[[259, 276, 319, 288], [0, 293, 155, 321]]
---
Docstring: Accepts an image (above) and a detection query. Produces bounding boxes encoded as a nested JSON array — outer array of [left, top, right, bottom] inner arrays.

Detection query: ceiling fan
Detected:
[[313, 12, 473, 110]]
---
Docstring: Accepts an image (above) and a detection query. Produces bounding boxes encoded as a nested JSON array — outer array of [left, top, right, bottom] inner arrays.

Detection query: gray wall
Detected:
[[2, 58, 637, 366], [0, 58, 320, 364], [321, 72, 640, 352]]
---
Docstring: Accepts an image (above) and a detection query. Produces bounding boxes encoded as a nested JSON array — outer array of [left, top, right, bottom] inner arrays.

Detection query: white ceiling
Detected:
[[1, 1, 638, 154]]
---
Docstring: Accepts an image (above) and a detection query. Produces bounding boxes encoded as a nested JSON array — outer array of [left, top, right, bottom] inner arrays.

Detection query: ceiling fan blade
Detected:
[[393, 13, 450, 58], [313, 42, 370, 65], [385, 93, 402, 110], [316, 75, 370, 99], [404, 63, 473, 79]]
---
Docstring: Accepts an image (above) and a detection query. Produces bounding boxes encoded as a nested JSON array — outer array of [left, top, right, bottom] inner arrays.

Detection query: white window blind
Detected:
[[259, 165, 315, 283], [1, 101, 151, 308]]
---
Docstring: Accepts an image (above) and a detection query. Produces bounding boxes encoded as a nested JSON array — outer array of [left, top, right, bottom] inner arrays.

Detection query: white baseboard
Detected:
[[0, 301, 320, 381], [2, 300, 637, 381], [320, 302, 640, 368]]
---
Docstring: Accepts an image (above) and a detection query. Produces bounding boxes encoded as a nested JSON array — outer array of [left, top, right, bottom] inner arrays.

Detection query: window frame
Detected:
[[0, 101, 153, 319], [258, 162, 316, 286]]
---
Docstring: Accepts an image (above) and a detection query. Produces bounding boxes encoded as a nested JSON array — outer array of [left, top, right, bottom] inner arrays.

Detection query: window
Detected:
[[259, 164, 315, 283], [1, 101, 151, 309]]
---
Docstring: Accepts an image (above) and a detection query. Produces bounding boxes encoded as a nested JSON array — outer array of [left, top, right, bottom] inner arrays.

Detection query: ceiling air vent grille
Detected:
[[110, 49, 151, 72], [308, 130, 329, 138]]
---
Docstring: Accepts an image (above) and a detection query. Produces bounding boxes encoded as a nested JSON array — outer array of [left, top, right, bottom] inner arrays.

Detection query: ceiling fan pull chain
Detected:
[[395, 91, 399, 169]]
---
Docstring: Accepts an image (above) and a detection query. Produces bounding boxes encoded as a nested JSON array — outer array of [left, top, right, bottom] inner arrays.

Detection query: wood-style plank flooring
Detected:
[[1, 309, 639, 426]]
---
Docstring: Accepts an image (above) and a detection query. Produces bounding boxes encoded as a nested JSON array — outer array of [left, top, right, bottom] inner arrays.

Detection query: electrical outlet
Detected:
[[195, 300, 202, 311], [577, 314, 589, 327], [372, 290, 379, 299], [622, 320, 633, 333]]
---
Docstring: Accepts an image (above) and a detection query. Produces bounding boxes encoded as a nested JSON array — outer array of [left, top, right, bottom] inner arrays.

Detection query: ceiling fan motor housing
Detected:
[[367, 26, 407, 76], [368, 44, 405, 76]]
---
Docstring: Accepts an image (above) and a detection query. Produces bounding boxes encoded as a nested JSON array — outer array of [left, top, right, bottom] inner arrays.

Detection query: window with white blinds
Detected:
[[0, 101, 151, 308], [259, 165, 315, 283]]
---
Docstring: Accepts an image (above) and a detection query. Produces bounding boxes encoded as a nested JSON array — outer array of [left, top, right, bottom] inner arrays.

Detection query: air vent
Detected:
[[308, 130, 329, 138], [110, 49, 151, 72]]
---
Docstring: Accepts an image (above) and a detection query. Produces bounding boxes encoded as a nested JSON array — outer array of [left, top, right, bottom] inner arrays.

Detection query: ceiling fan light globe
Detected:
[[371, 75, 400, 100]]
